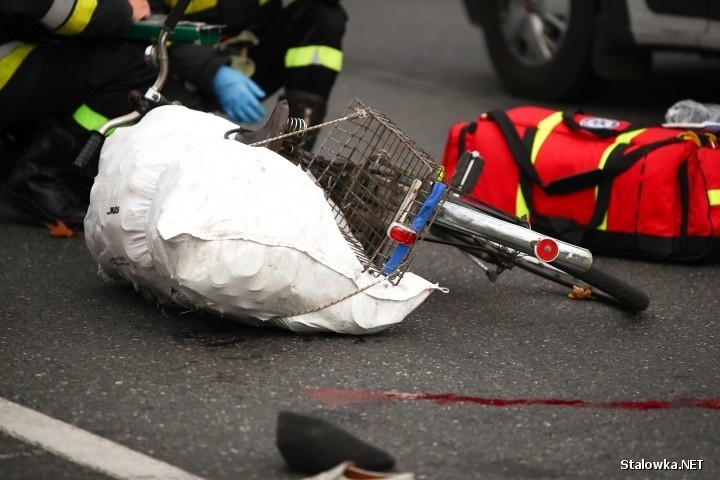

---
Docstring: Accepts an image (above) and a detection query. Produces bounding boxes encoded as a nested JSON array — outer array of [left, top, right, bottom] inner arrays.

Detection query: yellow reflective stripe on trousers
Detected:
[[163, 0, 218, 14], [285, 45, 343, 72], [56, 0, 97, 35], [595, 129, 646, 230], [515, 111, 564, 219], [72, 104, 108, 131], [0, 43, 36, 89], [708, 189, 720, 207]]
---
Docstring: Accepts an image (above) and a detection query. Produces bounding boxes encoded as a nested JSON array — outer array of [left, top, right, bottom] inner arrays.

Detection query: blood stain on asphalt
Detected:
[[305, 388, 720, 411]]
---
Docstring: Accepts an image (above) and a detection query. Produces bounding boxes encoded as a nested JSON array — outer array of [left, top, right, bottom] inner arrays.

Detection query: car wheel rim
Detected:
[[498, 0, 571, 67]]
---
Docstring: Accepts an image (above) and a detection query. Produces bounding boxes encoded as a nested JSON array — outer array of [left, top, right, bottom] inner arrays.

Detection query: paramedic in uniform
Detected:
[[0, 0, 347, 229], [154, 0, 347, 146], [0, 0, 158, 229]]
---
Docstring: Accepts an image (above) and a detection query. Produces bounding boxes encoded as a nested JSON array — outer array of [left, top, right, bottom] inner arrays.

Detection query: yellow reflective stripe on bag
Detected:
[[285, 45, 343, 72], [56, 0, 97, 36], [0, 42, 36, 90], [516, 111, 563, 219], [595, 129, 646, 230], [163, 0, 218, 14], [708, 189, 720, 207]]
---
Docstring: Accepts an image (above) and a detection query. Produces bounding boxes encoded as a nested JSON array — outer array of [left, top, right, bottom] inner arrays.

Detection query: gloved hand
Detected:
[[212, 65, 266, 124]]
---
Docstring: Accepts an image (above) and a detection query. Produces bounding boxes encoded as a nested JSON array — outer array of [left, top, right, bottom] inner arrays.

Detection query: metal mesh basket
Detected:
[[295, 98, 447, 282]]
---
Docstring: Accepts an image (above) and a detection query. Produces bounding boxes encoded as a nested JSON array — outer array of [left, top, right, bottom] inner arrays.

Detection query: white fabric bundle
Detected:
[[85, 106, 441, 334]]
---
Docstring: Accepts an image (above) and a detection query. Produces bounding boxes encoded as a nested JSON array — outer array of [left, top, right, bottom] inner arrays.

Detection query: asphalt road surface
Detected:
[[2, 1, 719, 479]]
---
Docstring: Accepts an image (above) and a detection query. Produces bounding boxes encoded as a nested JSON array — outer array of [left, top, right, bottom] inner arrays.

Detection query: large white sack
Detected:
[[85, 106, 239, 301], [85, 105, 442, 334]]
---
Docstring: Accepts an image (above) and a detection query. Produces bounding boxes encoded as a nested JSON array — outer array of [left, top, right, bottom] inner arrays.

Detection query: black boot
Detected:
[[282, 90, 328, 150], [0, 132, 25, 183], [0, 120, 89, 229]]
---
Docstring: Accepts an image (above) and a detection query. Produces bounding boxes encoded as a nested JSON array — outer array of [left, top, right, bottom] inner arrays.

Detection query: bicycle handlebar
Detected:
[[73, 0, 192, 174]]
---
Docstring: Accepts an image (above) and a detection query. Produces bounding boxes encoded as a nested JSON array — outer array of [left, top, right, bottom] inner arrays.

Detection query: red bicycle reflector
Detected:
[[534, 238, 560, 263], [387, 222, 418, 246]]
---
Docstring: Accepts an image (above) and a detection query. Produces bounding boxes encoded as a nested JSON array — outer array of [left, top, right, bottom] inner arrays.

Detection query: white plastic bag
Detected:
[[665, 99, 720, 124], [85, 106, 442, 334]]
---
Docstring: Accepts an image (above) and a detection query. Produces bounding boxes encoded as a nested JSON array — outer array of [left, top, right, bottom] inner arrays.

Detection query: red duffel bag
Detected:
[[442, 106, 720, 263]]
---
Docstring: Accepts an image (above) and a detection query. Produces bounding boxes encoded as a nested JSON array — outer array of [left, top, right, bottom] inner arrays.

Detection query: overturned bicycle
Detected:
[[74, 0, 650, 335]]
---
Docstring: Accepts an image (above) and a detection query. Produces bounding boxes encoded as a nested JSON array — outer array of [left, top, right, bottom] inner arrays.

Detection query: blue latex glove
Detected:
[[211, 65, 266, 124]]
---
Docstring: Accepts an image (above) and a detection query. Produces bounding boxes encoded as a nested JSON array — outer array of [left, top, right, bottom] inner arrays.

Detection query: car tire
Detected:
[[479, 0, 599, 100]]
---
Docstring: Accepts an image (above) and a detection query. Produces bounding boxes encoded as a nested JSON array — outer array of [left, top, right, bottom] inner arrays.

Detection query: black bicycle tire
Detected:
[[558, 261, 649, 311], [513, 254, 649, 311], [430, 221, 650, 312]]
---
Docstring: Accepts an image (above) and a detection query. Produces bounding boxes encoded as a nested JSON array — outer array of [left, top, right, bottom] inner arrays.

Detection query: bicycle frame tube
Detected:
[[144, 29, 170, 105], [73, 1, 190, 171], [435, 200, 594, 272]]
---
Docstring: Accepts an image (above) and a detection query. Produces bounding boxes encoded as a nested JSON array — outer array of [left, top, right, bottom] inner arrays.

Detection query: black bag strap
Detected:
[[584, 146, 631, 232], [457, 121, 476, 156], [544, 137, 680, 195], [519, 127, 538, 213], [487, 110, 548, 188]]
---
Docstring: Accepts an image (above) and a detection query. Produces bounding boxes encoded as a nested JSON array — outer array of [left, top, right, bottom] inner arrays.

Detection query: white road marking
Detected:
[[0, 397, 206, 480]]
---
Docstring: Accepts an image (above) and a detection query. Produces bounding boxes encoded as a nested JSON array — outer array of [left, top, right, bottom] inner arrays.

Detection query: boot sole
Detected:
[[0, 184, 86, 229]]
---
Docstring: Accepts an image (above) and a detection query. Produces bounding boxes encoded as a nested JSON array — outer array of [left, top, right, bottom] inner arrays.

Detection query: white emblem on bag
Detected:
[[580, 117, 620, 129]]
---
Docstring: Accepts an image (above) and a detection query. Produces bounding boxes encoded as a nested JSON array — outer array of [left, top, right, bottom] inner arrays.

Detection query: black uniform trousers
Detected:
[[243, 0, 347, 100]]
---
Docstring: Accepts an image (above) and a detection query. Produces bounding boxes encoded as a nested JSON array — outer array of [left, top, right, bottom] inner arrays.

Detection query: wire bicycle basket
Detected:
[[288, 99, 448, 283]]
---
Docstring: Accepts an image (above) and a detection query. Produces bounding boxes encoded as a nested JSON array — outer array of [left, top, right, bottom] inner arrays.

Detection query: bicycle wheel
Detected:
[[430, 197, 650, 311], [513, 254, 650, 311]]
